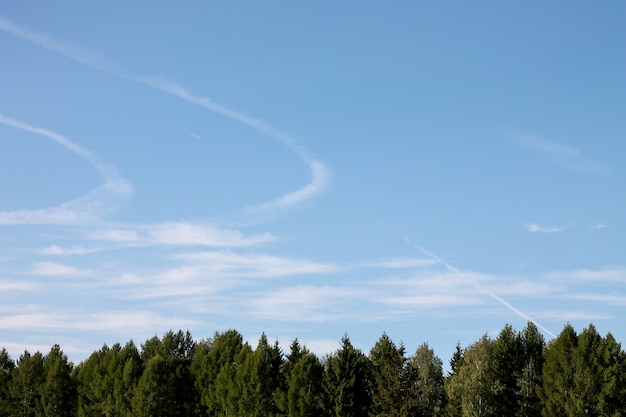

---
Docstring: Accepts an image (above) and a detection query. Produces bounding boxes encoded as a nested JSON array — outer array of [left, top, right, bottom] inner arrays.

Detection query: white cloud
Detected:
[[175, 250, 341, 277], [41, 245, 101, 255], [31, 262, 91, 277], [0, 280, 38, 291], [509, 132, 609, 175], [526, 223, 564, 233]]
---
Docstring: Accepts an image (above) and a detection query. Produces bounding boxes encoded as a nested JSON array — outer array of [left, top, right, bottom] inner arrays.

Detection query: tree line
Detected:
[[1, 322, 625, 417]]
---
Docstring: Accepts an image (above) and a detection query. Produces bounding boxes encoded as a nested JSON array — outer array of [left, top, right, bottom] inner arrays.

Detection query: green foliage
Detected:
[[283, 340, 324, 417], [0, 348, 15, 417], [41, 345, 75, 417], [407, 343, 445, 417], [541, 323, 577, 417], [1, 322, 625, 417], [323, 334, 372, 417], [9, 350, 45, 417], [369, 333, 408, 417]]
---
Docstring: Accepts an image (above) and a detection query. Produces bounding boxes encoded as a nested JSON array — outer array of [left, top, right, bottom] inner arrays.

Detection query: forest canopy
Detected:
[[1, 322, 625, 417]]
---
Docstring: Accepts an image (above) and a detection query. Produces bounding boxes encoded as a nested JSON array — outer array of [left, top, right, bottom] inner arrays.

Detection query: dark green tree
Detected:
[[41, 345, 76, 417], [282, 340, 324, 417], [133, 330, 197, 417], [0, 348, 15, 417], [444, 342, 464, 417], [407, 342, 445, 417], [369, 333, 407, 417], [491, 324, 521, 417], [517, 322, 544, 417], [233, 334, 283, 417], [597, 332, 626, 415], [541, 323, 577, 417], [323, 335, 372, 417], [192, 329, 244, 416], [9, 350, 45, 417]]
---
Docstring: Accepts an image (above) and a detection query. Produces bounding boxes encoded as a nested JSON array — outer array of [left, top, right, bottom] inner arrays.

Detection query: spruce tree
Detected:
[[491, 325, 521, 417], [41, 345, 76, 417], [9, 350, 45, 417], [369, 333, 407, 417], [323, 335, 372, 417], [541, 323, 577, 417], [283, 341, 324, 417], [0, 348, 15, 417], [517, 322, 544, 417]]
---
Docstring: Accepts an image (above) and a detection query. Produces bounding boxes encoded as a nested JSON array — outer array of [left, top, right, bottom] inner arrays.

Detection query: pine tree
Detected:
[[517, 322, 544, 417], [323, 335, 372, 417], [283, 341, 324, 417], [41, 345, 76, 417], [369, 333, 407, 417], [540, 323, 577, 417], [9, 350, 45, 417], [444, 342, 464, 417], [491, 325, 521, 417], [192, 329, 244, 416], [0, 348, 15, 417]]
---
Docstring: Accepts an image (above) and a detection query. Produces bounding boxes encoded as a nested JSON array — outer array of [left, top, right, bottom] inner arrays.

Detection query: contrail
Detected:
[[404, 237, 556, 338], [0, 113, 132, 225], [0, 15, 330, 216]]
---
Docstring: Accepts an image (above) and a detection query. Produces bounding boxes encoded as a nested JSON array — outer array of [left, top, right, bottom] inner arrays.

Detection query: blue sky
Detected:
[[1, 2, 625, 363]]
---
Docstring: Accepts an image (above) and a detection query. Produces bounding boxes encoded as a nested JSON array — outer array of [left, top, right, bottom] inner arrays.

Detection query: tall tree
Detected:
[[0, 348, 15, 417], [517, 322, 544, 417], [192, 329, 244, 416], [444, 342, 464, 417], [456, 334, 494, 417], [41, 345, 76, 417], [597, 332, 626, 415], [540, 323, 577, 417], [233, 334, 283, 417], [9, 350, 45, 417], [323, 335, 372, 417], [407, 343, 445, 417], [369, 333, 407, 417], [491, 325, 521, 417], [282, 340, 324, 417]]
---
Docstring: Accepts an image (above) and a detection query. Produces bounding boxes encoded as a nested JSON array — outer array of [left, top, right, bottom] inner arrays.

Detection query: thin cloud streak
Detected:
[[509, 132, 610, 175], [0, 16, 330, 216], [526, 223, 564, 233], [404, 237, 557, 338], [0, 113, 132, 225]]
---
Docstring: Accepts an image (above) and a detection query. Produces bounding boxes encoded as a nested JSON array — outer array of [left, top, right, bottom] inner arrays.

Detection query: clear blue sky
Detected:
[[1, 2, 625, 363]]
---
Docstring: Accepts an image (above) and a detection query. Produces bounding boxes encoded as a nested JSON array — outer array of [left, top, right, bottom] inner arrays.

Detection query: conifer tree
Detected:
[[444, 342, 464, 417], [9, 350, 45, 417], [491, 325, 521, 417], [517, 322, 544, 417], [41, 345, 76, 417], [0, 348, 15, 417], [283, 340, 324, 417], [369, 333, 407, 417], [323, 335, 372, 417], [541, 323, 577, 417], [192, 329, 244, 416]]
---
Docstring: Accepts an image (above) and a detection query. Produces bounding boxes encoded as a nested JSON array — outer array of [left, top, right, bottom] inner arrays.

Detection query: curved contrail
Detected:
[[0, 113, 132, 225], [0, 16, 330, 222]]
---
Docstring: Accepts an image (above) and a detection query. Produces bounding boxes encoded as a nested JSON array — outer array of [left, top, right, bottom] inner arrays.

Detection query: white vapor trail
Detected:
[[0, 113, 132, 225], [0, 16, 330, 216], [404, 237, 557, 338]]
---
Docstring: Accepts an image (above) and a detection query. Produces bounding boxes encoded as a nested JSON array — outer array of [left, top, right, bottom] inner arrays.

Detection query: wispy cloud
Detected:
[[0, 114, 133, 225], [509, 132, 610, 175], [31, 262, 91, 277], [526, 223, 564, 233], [0, 16, 330, 218], [86, 222, 275, 247]]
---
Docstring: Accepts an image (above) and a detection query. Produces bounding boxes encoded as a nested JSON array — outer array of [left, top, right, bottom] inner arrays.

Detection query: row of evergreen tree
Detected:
[[1, 322, 625, 417]]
